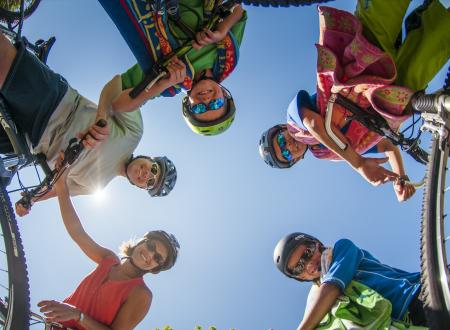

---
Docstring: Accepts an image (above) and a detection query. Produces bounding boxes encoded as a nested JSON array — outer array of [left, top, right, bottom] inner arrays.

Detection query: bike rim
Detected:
[[432, 142, 450, 311], [421, 137, 450, 328]]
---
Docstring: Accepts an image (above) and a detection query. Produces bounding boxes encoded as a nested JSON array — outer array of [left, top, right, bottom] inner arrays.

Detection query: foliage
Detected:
[[0, 0, 21, 10], [155, 326, 236, 330]]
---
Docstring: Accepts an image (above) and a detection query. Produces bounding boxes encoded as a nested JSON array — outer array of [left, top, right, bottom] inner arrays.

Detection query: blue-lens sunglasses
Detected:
[[276, 132, 293, 162]]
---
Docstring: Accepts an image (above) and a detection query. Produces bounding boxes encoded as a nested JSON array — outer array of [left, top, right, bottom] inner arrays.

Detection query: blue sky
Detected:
[[11, 0, 449, 329]]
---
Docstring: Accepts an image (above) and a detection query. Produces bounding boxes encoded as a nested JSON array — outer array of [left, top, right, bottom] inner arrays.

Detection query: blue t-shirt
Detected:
[[286, 90, 378, 154], [322, 239, 421, 320]]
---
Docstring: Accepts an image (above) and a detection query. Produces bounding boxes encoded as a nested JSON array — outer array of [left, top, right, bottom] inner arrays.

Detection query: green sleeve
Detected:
[[121, 63, 145, 90], [121, 10, 247, 90], [231, 10, 247, 47]]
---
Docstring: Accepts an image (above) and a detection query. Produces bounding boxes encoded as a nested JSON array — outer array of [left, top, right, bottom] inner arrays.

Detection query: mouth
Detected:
[[198, 89, 213, 96]]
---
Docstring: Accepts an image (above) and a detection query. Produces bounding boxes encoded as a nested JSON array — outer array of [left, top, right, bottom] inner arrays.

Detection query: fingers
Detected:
[[15, 202, 30, 217], [38, 300, 78, 322], [54, 151, 65, 171], [192, 29, 217, 49], [80, 121, 110, 149], [166, 57, 186, 84], [394, 181, 416, 202], [374, 157, 389, 165]]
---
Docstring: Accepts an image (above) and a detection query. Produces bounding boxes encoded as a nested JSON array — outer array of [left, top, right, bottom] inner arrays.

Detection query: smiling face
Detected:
[[286, 242, 322, 281], [131, 239, 169, 272], [188, 79, 227, 122], [126, 157, 161, 189], [272, 129, 308, 164]]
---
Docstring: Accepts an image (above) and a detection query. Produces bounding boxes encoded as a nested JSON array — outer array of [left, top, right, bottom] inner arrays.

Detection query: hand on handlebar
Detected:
[[38, 300, 81, 323], [76, 119, 109, 149], [15, 192, 34, 217], [356, 157, 398, 186], [192, 28, 227, 50], [393, 176, 416, 202], [158, 56, 187, 88], [53, 152, 69, 194]]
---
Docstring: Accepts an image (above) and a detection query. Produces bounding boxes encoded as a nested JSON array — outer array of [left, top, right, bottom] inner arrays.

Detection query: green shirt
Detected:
[[121, 1, 247, 90]]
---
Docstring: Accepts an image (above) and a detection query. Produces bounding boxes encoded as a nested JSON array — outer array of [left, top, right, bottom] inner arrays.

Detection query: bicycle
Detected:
[[0, 1, 106, 328], [323, 69, 450, 329], [123, 0, 335, 99]]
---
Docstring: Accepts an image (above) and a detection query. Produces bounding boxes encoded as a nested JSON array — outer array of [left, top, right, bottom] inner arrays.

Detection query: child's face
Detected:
[[188, 79, 227, 122], [272, 129, 307, 164], [286, 242, 322, 281]]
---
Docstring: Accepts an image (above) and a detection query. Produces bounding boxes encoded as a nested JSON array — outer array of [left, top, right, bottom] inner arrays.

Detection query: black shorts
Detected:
[[0, 41, 68, 152]]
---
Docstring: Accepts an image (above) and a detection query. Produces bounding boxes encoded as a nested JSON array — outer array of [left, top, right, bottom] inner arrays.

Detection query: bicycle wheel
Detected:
[[0, 182, 30, 329], [421, 136, 450, 329], [0, 0, 41, 22], [240, 0, 333, 6]]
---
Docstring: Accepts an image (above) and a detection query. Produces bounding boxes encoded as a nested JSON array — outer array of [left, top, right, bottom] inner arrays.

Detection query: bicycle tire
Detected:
[[0, 0, 41, 22], [421, 136, 450, 329], [0, 182, 30, 329], [240, 0, 333, 6]]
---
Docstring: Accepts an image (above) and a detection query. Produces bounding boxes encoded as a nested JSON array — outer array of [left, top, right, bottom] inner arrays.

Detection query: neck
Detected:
[[119, 161, 128, 177], [118, 259, 145, 279], [194, 68, 213, 80]]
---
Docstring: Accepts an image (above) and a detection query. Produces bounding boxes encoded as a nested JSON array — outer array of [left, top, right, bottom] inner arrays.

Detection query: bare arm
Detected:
[[111, 57, 186, 113], [302, 107, 398, 185], [376, 139, 415, 201], [298, 283, 341, 330], [193, 5, 244, 49], [39, 285, 151, 329], [54, 173, 115, 264], [110, 286, 152, 330]]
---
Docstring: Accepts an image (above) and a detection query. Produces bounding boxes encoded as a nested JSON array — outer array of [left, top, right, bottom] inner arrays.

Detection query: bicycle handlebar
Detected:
[[17, 119, 107, 209], [411, 90, 450, 113], [129, 0, 238, 99]]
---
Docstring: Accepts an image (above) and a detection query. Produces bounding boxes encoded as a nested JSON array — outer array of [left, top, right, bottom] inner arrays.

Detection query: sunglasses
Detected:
[[145, 240, 166, 267], [146, 163, 159, 190], [276, 132, 293, 162], [189, 97, 225, 114], [290, 244, 316, 276]]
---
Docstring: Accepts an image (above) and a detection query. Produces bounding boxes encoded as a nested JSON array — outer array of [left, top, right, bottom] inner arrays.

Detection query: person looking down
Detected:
[[0, 32, 177, 217], [259, 0, 450, 202], [38, 169, 180, 330], [97, 0, 246, 136], [274, 232, 429, 329]]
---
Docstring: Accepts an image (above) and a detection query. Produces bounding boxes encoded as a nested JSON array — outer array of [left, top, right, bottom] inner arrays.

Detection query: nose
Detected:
[[140, 168, 149, 181], [304, 260, 316, 274], [199, 92, 212, 103]]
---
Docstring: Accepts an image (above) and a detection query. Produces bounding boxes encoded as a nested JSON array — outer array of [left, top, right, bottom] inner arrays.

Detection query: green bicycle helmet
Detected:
[[182, 84, 236, 136]]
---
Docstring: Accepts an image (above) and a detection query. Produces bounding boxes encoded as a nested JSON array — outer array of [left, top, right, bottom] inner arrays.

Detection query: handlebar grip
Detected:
[[129, 65, 166, 99], [411, 93, 438, 113]]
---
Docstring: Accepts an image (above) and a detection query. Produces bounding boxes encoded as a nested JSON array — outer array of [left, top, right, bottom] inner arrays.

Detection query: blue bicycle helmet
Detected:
[[125, 155, 177, 197]]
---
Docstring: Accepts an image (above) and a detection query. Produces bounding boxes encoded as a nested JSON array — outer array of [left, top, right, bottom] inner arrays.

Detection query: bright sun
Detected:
[[93, 188, 106, 203]]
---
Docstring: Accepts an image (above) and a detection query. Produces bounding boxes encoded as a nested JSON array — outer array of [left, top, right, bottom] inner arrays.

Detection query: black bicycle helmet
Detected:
[[259, 124, 297, 169], [273, 232, 323, 282]]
